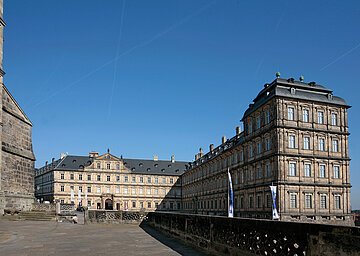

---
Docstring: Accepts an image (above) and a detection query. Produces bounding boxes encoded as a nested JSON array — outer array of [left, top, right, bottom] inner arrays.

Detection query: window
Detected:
[[288, 107, 295, 120], [249, 196, 254, 208], [107, 175, 111, 182], [140, 201, 144, 208], [320, 194, 327, 209], [305, 194, 313, 209], [97, 162, 101, 169], [331, 113, 338, 126], [132, 188, 136, 195], [265, 163, 271, 177], [317, 111, 324, 124], [97, 187, 101, 193], [333, 165, 340, 179], [132, 201, 136, 208], [256, 166, 262, 179], [265, 138, 271, 151], [116, 176, 120, 182], [334, 195, 341, 209], [289, 162, 296, 176], [60, 185, 65, 192], [147, 202, 152, 208], [265, 110, 270, 124], [266, 194, 271, 208], [289, 135, 295, 148], [124, 176, 129, 182], [116, 164, 120, 170], [147, 177, 151, 183], [304, 163, 311, 177], [106, 186, 110, 193], [256, 195, 262, 208], [319, 164, 326, 178], [155, 202, 159, 208], [97, 175, 101, 181], [147, 189, 151, 195], [303, 137, 310, 150], [155, 177, 159, 184], [107, 163, 111, 169], [249, 145, 253, 158], [78, 186, 82, 192], [256, 116, 261, 129], [303, 109, 309, 122], [132, 176, 136, 183], [115, 186, 120, 193], [248, 121, 253, 134], [87, 200, 91, 206], [170, 178, 174, 184], [79, 174, 82, 180], [70, 185, 74, 190], [257, 142, 261, 154], [60, 199, 65, 204], [332, 140, 339, 152], [139, 188, 143, 194], [162, 178, 166, 184], [139, 177, 144, 183], [319, 138, 325, 151], [87, 174, 91, 181], [154, 189, 158, 195], [60, 173, 64, 180], [124, 187, 128, 194], [70, 173, 74, 180], [290, 193, 297, 208]]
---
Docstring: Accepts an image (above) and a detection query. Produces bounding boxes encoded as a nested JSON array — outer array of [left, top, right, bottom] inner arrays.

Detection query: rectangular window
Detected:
[[115, 186, 120, 193], [97, 187, 101, 193], [87, 186, 91, 193], [97, 163, 101, 169], [154, 189, 159, 195], [60, 185, 64, 192], [265, 110, 270, 124], [147, 189, 151, 195], [116, 176, 120, 182], [317, 111, 324, 124], [289, 162, 296, 176], [155, 202, 159, 208], [257, 142, 261, 154], [319, 164, 326, 178], [319, 138, 325, 151], [107, 163, 111, 169], [289, 135, 296, 148], [155, 177, 159, 184], [256, 116, 261, 129], [265, 163, 271, 177], [116, 164, 120, 170], [124, 176, 129, 182], [256, 166, 262, 179], [333, 165, 340, 179], [60, 199, 65, 204], [303, 109, 309, 122], [304, 163, 311, 177], [256, 195, 262, 208], [107, 175, 111, 182], [132, 201, 136, 208], [248, 122, 253, 134], [97, 175, 101, 181], [303, 137, 310, 150], [106, 186, 110, 193], [60, 173, 64, 180], [88, 200, 91, 206], [79, 174, 82, 180], [139, 177, 143, 183], [334, 195, 341, 209], [147, 177, 151, 183], [140, 201, 144, 208], [305, 194, 313, 209], [147, 202, 152, 208], [170, 178, 174, 184], [265, 138, 271, 151], [132, 188, 136, 195], [70, 173, 74, 180], [288, 107, 295, 120], [139, 188, 143, 194], [249, 145, 253, 158], [266, 194, 271, 208], [87, 174, 91, 181], [320, 194, 327, 209], [290, 193, 297, 208], [132, 176, 136, 183], [70, 185, 74, 190], [124, 187, 128, 194], [332, 140, 339, 152], [331, 113, 338, 126]]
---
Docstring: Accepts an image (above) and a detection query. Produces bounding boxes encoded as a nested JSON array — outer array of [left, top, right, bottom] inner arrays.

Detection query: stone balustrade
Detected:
[[88, 210, 147, 224]]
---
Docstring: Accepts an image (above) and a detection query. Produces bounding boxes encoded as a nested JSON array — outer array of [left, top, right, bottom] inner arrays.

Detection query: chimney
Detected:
[[51, 157, 55, 163], [60, 152, 67, 159], [195, 154, 199, 161], [89, 152, 99, 158], [199, 148, 203, 157], [222, 136, 227, 144], [171, 155, 175, 163], [236, 126, 241, 135], [209, 144, 214, 152], [153, 155, 158, 161], [45, 161, 48, 166]]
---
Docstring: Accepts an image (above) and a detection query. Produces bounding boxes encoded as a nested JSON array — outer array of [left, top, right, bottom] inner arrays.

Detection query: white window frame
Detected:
[[289, 162, 296, 176], [333, 165, 340, 179], [303, 109, 309, 122], [304, 193, 313, 209], [332, 139, 339, 152], [304, 163, 311, 177], [288, 107, 295, 120], [319, 138, 325, 151], [290, 193, 297, 208], [289, 135, 296, 149], [317, 111, 324, 124], [320, 194, 327, 209], [331, 113, 338, 126], [334, 194, 341, 209], [303, 137, 310, 150], [319, 164, 326, 178]]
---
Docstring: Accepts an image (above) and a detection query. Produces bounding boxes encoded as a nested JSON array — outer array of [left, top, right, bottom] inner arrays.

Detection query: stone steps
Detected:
[[19, 211, 56, 221]]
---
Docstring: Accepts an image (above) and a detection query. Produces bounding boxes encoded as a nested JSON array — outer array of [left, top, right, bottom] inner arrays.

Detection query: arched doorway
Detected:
[[105, 198, 113, 210]]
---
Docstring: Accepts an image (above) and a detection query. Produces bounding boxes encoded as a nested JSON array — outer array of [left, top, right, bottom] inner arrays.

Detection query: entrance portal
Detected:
[[105, 198, 113, 210]]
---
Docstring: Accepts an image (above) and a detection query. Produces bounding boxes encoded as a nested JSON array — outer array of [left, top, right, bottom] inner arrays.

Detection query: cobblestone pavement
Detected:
[[0, 220, 209, 256]]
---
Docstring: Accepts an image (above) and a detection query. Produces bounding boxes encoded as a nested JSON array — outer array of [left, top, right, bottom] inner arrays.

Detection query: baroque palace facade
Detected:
[[182, 76, 352, 225], [35, 151, 185, 212], [0, 0, 36, 214]]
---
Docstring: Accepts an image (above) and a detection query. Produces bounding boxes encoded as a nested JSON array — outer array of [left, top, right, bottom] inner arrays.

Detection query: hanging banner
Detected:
[[228, 168, 234, 218], [269, 185, 280, 220], [70, 189, 75, 203], [78, 190, 82, 206]]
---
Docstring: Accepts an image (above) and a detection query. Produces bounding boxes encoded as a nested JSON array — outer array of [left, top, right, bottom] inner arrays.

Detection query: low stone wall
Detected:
[[32, 203, 55, 212], [88, 210, 147, 224], [145, 212, 360, 256]]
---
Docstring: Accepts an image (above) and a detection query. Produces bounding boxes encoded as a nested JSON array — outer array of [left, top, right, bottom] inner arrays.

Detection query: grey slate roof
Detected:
[[242, 78, 350, 120], [39, 155, 187, 176]]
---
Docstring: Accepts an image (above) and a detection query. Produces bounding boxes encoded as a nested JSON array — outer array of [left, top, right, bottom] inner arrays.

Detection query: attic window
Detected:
[[328, 93, 333, 100], [131, 167, 135, 171], [124, 162, 127, 166], [290, 87, 296, 95], [168, 164, 172, 167], [147, 168, 151, 171], [161, 169, 165, 172], [62, 164, 66, 167], [154, 164, 158, 167], [175, 169, 179, 173], [79, 165, 84, 169], [139, 163, 143, 167], [72, 159, 76, 163], [87, 161, 92, 165]]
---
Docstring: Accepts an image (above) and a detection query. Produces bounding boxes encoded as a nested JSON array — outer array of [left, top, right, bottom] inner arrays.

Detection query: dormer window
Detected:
[[290, 87, 296, 94]]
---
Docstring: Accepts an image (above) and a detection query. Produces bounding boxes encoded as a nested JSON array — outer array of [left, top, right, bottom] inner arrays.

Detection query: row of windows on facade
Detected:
[[287, 107, 339, 125], [59, 185, 180, 196], [288, 162, 341, 178], [60, 173, 175, 184], [184, 193, 342, 211], [288, 135, 340, 152]]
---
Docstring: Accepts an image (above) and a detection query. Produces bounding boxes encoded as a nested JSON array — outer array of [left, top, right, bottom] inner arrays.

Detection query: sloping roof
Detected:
[[39, 154, 187, 176]]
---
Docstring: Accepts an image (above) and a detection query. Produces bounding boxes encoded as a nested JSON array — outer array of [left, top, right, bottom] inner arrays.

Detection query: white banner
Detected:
[[70, 189, 74, 203], [269, 185, 280, 220], [228, 168, 234, 218]]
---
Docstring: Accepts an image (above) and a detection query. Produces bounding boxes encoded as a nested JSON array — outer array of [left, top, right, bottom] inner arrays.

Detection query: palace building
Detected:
[[35, 151, 185, 212], [181, 76, 352, 225], [0, 0, 36, 214]]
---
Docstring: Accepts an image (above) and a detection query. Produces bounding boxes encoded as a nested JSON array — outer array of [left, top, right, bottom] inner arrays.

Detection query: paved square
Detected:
[[0, 220, 209, 256]]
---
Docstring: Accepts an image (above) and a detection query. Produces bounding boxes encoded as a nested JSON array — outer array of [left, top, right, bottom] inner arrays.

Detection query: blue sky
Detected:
[[4, 1, 360, 208]]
